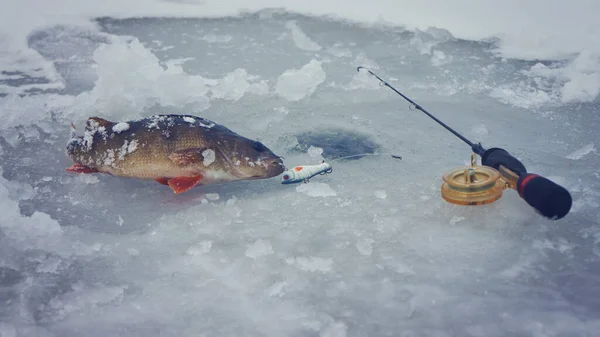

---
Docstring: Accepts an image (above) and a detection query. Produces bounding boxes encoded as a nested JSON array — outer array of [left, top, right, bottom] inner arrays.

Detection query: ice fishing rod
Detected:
[[357, 66, 572, 220]]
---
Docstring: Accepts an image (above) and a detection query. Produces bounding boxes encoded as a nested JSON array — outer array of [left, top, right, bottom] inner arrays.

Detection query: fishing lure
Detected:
[[281, 162, 333, 184], [280, 153, 402, 185]]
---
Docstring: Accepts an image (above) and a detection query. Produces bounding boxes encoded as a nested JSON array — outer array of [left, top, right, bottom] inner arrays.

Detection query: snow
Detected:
[[118, 139, 138, 160], [202, 149, 216, 166], [0, 4, 599, 337], [112, 122, 130, 133]]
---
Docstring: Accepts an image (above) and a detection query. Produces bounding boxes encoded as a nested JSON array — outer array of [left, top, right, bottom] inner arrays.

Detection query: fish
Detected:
[[65, 114, 286, 194]]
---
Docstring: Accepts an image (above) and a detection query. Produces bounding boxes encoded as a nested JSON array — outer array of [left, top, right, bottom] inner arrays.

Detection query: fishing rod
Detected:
[[357, 66, 572, 220]]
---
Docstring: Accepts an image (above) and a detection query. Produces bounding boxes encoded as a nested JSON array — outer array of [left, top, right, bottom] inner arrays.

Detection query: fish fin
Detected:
[[155, 177, 170, 185], [86, 117, 115, 130], [70, 122, 77, 138], [167, 175, 203, 194], [66, 163, 99, 174], [168, 148, 207, 166]]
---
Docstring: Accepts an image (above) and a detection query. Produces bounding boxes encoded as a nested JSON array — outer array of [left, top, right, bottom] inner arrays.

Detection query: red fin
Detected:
[[155, 177, 170, 185], [66, 163, 99, 174], [168, 148, 207, 166], [167, 175, 203, 194]]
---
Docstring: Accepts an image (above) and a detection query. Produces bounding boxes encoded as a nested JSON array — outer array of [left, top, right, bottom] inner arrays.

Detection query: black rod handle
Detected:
[[517, 174, 572, 220], [481, 148, 572, 220]]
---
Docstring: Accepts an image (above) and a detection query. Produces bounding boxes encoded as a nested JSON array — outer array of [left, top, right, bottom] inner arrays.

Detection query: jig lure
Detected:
[[281, 162, 333, 184]]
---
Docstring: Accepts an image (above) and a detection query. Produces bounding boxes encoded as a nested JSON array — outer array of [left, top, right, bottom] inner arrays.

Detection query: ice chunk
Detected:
[[200, 34, 233, 43], [449, 216, 465, 225], [373, 189, 387, 199], [410, 28, 453, 55], [0, 93, 73, 131], [307, 145, 324, 160], [320, 321, 348, 337], [275, 59, 326, 101], [489, 82, 553, 109], [186, 241, 212, 256], [471, 124, 489, 137], [431, 50, 452, 66], [0, 172, 63, 248], [516, 50, 600, 105], [566, 143, 595, 160], [356, 238, 374, 256], [0, 323, 16, 337], [561, 72, 600, 103], [296, 182, 337, 197], [285, 20, 322, 51], [68, 39, 265, 121], [245, 239, 274, 259], [267, 281, 287, 297], [74, 174, 100, 185], [210, 68, 251, 101], [326, 45, 352, 58], [286, 256, 333, 273], [205, 193, 219, 201], [68, 38, 212, 121]]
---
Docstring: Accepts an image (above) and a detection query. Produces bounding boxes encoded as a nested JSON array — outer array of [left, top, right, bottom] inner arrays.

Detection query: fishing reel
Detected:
[[441, 153, 505, 206], [441, 147, 572, 219]]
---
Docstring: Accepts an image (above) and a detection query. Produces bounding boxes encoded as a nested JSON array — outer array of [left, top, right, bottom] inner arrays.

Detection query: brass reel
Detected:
[[441, 153, 512, 206]]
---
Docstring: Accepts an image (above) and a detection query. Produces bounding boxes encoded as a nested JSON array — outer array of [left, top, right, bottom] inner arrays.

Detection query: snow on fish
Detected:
[[66, 114, 285, 194]]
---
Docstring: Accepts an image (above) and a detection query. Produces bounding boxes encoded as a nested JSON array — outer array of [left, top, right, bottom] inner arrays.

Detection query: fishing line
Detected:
[[328, 152, 402, 163]]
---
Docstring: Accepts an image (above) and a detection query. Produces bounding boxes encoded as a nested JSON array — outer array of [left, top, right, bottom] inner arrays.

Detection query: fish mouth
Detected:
[[216, 147, 285, 179], [246, 157, 285, 179], [263, 158, 286, 177]]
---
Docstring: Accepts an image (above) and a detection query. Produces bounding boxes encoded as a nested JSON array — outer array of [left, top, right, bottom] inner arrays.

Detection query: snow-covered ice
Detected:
[[0, 2, 599, 336]]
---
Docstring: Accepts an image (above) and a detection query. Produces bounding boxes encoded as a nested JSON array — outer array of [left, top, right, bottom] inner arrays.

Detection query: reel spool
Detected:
[[441, 153, 507, 206]]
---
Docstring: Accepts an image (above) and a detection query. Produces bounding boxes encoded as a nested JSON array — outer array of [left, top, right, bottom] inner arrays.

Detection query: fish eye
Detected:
[[252, 141, 266, 152]]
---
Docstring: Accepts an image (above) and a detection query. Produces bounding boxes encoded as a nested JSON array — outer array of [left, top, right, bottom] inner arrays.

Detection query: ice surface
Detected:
[[2, 0, 600, 103], [1, 7, 599, 337]]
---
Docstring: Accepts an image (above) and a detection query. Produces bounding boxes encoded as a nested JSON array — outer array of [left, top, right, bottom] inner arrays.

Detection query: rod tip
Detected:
[[357, 66, 365, 72]]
